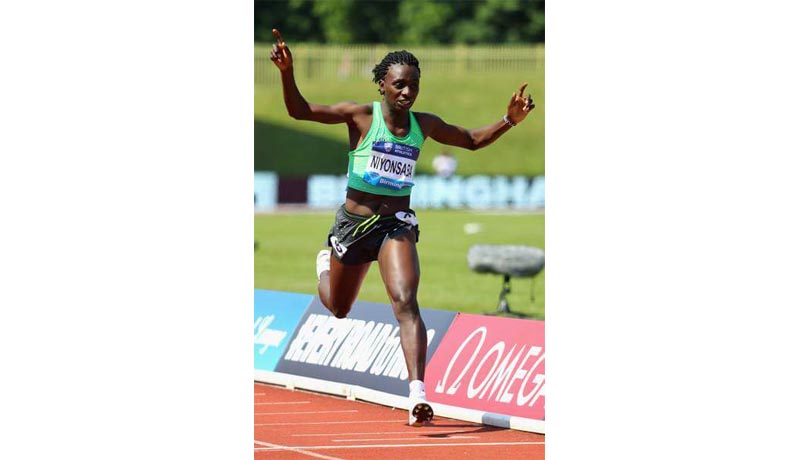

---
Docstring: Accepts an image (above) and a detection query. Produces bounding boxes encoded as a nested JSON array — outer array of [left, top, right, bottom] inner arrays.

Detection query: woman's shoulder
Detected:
[[411, 111, 443, 136], [335, 101, 372, 114], [412, 111, 443, 123]]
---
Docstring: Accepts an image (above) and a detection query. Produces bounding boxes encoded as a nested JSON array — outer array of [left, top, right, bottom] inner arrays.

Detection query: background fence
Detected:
[[255, 44, 545, 85]]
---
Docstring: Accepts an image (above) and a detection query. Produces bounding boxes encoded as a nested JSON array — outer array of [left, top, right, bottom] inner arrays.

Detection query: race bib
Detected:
[[362, 141, 420, 190]]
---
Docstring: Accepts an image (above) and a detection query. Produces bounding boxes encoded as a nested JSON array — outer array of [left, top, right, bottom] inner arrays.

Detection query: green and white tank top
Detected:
[[346, 101, 425, 196]]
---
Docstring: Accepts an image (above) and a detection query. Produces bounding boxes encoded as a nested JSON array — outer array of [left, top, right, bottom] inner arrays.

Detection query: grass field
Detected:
[[255, 209, 544, 319], [255, 70, 544, 176]]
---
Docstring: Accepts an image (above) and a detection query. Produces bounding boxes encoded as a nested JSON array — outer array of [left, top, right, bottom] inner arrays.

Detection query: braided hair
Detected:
[[372, 50, 421, 85]]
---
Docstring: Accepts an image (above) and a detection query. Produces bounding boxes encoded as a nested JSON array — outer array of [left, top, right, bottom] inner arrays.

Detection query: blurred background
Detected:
[[254, 0, 546, 319]]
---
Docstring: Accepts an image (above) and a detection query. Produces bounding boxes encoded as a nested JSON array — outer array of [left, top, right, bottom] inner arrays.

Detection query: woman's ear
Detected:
[[378, 80, 385, 95]]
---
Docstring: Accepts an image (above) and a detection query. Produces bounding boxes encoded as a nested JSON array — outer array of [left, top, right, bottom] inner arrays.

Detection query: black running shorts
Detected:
[[327, 205, 420, 265]]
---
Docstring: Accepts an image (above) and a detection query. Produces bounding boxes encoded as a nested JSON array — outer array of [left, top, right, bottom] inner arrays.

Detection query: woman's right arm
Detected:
[[270, 29, 358, 125]]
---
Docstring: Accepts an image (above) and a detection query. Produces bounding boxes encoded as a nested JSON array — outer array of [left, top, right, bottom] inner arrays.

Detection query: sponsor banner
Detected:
[[275, 297, 457, 396], [254, 172, 278, 211], [425, 314, 545, 420], [254, 289, 314, 372], [307, 175, 348, 209], [306, 174, 544, 209]]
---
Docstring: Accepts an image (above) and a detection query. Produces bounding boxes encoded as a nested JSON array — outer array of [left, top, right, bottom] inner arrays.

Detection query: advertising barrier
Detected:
[[254, 172, 278, 211], [424, 313, 545, 421], [255, 173, 545, 210], [308, 174, 545, 209], [253, 289, 545, 433], [253, 290, 313, 372], [275, 297, 458, 396]]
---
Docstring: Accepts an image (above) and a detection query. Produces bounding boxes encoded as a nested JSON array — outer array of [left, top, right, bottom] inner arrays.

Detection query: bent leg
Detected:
[[318, 255, 370, 319], [378, 231, 426, 382]]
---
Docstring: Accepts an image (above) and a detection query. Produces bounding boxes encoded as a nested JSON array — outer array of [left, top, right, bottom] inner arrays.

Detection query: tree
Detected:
[[254, 0, 545, 44], [452, 0, 545, 44], [254, 0, 323, 43], [397, 0, 456, 45], [312, 0, 401, 44]]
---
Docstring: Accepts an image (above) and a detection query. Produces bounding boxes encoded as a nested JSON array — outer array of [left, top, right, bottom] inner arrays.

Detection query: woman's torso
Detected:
[[344, 102, 427, 215]]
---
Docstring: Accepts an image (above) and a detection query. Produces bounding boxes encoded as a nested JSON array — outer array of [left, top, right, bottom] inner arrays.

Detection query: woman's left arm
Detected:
[[421, 83, 535, 151]]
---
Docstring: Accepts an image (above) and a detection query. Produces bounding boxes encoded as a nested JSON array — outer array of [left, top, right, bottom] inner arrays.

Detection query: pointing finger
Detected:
[[518, 82, 528, 98], [272, 29, 284, 46]]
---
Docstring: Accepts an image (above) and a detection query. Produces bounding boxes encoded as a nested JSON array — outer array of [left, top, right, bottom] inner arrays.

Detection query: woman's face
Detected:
[[380, 64, 420, 111]]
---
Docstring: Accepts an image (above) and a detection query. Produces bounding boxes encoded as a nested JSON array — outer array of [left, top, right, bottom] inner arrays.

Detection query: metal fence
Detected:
[[255, 44, 545, 85]]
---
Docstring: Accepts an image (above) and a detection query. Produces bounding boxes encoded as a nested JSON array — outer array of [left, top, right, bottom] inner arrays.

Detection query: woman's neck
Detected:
[[380, 100, 409, 131]]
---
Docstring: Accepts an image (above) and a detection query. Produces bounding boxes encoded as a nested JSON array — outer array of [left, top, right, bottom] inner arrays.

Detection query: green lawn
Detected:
[[255, 209, 545, 319]]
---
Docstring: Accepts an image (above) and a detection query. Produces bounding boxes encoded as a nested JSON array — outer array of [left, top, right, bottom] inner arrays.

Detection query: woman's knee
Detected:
[[332, 304, 351, 319], [324, 297, 353, 319], [390, 293, 419, 322]]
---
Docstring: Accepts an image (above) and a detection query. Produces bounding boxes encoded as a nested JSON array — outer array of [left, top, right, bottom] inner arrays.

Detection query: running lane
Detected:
[[254, 382, 544, 460]]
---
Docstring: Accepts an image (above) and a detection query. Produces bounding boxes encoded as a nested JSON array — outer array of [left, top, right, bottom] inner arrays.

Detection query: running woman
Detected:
[[269, 29, 535, 426]]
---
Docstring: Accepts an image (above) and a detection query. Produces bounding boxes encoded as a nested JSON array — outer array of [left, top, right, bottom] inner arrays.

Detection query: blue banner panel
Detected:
[[275, 297, 457, 396], [254, 289, 314, 372]]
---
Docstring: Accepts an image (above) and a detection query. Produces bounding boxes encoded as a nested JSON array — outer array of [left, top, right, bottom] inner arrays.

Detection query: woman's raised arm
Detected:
[[270, 29, 361, 124], [420, 83, 535, 150]]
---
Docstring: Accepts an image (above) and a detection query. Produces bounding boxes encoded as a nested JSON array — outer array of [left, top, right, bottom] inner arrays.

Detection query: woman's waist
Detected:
[[345, 187, 411, 216]]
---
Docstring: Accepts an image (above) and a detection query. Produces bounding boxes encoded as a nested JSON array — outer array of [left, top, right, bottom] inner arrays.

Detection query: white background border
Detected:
[[2, 1, 800, 459]]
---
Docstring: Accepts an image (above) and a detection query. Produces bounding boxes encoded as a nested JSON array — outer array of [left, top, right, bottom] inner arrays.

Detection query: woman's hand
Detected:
[[506, 83, 535, 125], [270, 29, 293, 72]]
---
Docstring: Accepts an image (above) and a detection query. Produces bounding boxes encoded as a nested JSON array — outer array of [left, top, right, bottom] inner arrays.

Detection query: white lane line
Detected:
[[255, 401, 311, 405], [256, 441, 544, 450], [256, 419, 406, 426], [333, 436, 478, 442], [255, 410, 357, 415], [293, 430, 464, 437], [253, 440, 343, 460]]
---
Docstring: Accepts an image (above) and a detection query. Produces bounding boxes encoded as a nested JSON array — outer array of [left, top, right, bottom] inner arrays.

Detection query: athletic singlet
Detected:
[[346, 101, 425, 197]]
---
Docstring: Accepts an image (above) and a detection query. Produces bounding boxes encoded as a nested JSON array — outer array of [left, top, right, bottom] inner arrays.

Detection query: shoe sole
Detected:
[[409, 402, 434, 427]]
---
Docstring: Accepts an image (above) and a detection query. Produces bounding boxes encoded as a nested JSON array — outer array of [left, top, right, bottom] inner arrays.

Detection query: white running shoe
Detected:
[[408, 396, 434, 427], [316, 249, 331, 280]]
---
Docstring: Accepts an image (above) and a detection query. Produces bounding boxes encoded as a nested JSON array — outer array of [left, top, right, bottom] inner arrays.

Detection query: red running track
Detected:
[[254, 382, 544, 460]]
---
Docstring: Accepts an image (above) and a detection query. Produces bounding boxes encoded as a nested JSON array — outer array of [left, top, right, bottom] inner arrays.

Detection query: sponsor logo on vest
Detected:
[[434, 326, 545, 408]]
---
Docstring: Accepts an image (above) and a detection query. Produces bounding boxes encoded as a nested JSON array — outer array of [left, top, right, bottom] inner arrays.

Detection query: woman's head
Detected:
[[372, 50, 420, 84], [372, 50, 421, 111]]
